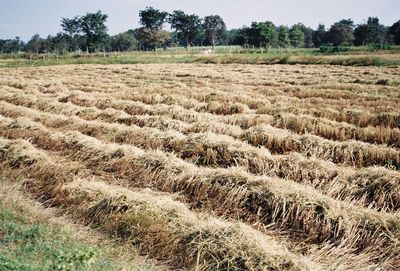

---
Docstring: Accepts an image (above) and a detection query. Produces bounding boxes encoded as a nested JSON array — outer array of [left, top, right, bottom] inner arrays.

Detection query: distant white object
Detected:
[[202, 49, 213, 55]]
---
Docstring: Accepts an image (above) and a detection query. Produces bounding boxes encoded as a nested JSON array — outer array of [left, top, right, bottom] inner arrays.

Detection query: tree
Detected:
[[354, 17, 387, 46], [203, 15, 226, 49], [46, 33, 69, 54], [277, 26, 290, 48], [61, 16, 82, 51], [134, 27, 169, 50], [26, 34, 46, 54], [80, 11, 108, 52], [325, 21, 354, 46], [389, 20, 400, 45], [0, 37, 23, 54], [137, 7, 169, 50], [169, 10, 202, 48], [312, 24, 326, 48], [231, 27, 250, 46], [246, 22, 278, 48], [139, 7, 168, 30], [295, 23, 314, 47], [289, 25, 305, 47], [111, 31, 137, 51], [339, 19, 355, 28]]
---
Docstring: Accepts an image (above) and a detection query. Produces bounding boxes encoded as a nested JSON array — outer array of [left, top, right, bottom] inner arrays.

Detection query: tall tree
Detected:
[[289, 25, 305, 47], [247, 22, 278, 48], [139, 7, 168, 30], [312, 24, 326, 48], [169, 10, 202, 48], [137, 7, 169, 50], [203, 15, 226, 49], [111, 31, 137, 52], [339, 19, 355, 28], [354, 17, 387, 46], [277, 26, 290, 48], [61, 16, 81, 51], [325, 21, 354, 46], [231, 27, 250, 46], [26, 34, 46, 54], [80, 11, 108, 53], [296, 23, 314, 47], [46, 33, 69, 54], [389, 20, 400, 45], [0, 37, 23, 54], [134, 27, 170, 50]]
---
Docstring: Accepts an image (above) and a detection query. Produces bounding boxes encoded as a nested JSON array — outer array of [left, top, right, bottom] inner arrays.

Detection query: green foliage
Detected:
[[0, 205, 118, 271], [313, 24, 326, 48], [25, 34, 47, 54], [137, 7, 169, 50], [277, 26, 290, 48], [289, 25, 305, 47], [389, 20, 400, 45], [110, 31, 137, 52], [61, 16, 82, 51], [0, 37, 24, 54], [319, 44, 350, 53], [296, 23, 314, 48], [325, 21, 355, 46], [169, 10, 202, 47], [246, 21, 278, 48], [80, 11, 109, 53], [203, 15, 226, 48], [354, 17, 387, 46], [139, 7, 168, 30]]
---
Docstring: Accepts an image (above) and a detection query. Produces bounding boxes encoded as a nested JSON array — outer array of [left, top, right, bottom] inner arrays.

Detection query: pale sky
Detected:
[[0, 0, 399, 41]]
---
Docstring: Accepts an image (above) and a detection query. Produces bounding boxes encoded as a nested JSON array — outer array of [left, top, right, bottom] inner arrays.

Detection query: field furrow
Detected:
[[1, 64, 399, 270], [1, 101, 400, 212], [1, 115, 399, 265], [0, 137, 324, 271]]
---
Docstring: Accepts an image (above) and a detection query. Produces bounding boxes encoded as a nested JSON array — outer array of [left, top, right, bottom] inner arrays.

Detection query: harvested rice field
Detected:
[[1, 63, 400, 270]]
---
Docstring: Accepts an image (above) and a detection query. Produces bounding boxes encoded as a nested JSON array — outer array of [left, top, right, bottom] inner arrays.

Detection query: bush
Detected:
[[319, 44, 350, 53]]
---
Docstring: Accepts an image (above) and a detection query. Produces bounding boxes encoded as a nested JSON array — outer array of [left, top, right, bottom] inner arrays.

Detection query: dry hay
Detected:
[[1, 63, 400, 270]]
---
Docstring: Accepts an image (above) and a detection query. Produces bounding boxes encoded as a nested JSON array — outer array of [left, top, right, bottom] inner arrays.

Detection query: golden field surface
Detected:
[[1, 63, 400, 270]]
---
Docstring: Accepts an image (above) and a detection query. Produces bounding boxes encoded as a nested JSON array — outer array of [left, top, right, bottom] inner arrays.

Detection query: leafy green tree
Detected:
[[289, 25, 305, 47], [46, 33, 69, 54], [312, 24, 326, 48], [137, 7, 169, 50], [231, 27, 250, 46], [389, 20, 400, 45], [0, 37, 23, 54], [296, 23, 314, 47], [339, 19, 355, 28], [354, 17, 387, 46], [325, 21, 354, 46], [61, 16, 82, 51], [247, 22, 278, 47], [80, 11, 109, 53], [203, 15, 226, 49], [26, 34, 47, 53], [139, 7, 168, 30], [134, 28, 169, 50], [168, 10, 202, 48], [277, 26, 290, 48], [111, 31, 137, 51]]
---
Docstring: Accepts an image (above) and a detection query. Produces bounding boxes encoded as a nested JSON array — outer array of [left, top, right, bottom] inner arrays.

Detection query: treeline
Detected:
[[1, 7, 400, 54]]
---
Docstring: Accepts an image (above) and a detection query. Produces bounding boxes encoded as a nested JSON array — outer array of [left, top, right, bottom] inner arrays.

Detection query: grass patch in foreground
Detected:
[[0, 178, 159, 271], [0, 206, 115, 270]]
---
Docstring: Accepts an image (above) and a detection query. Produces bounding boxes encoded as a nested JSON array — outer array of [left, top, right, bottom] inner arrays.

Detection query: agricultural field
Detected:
[[1, 63, 400, 270]]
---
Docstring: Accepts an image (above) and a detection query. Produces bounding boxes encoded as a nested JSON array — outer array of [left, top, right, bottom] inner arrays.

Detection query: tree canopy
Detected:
[[203, 15, 226, 49], [169, 10, 202, 47]]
